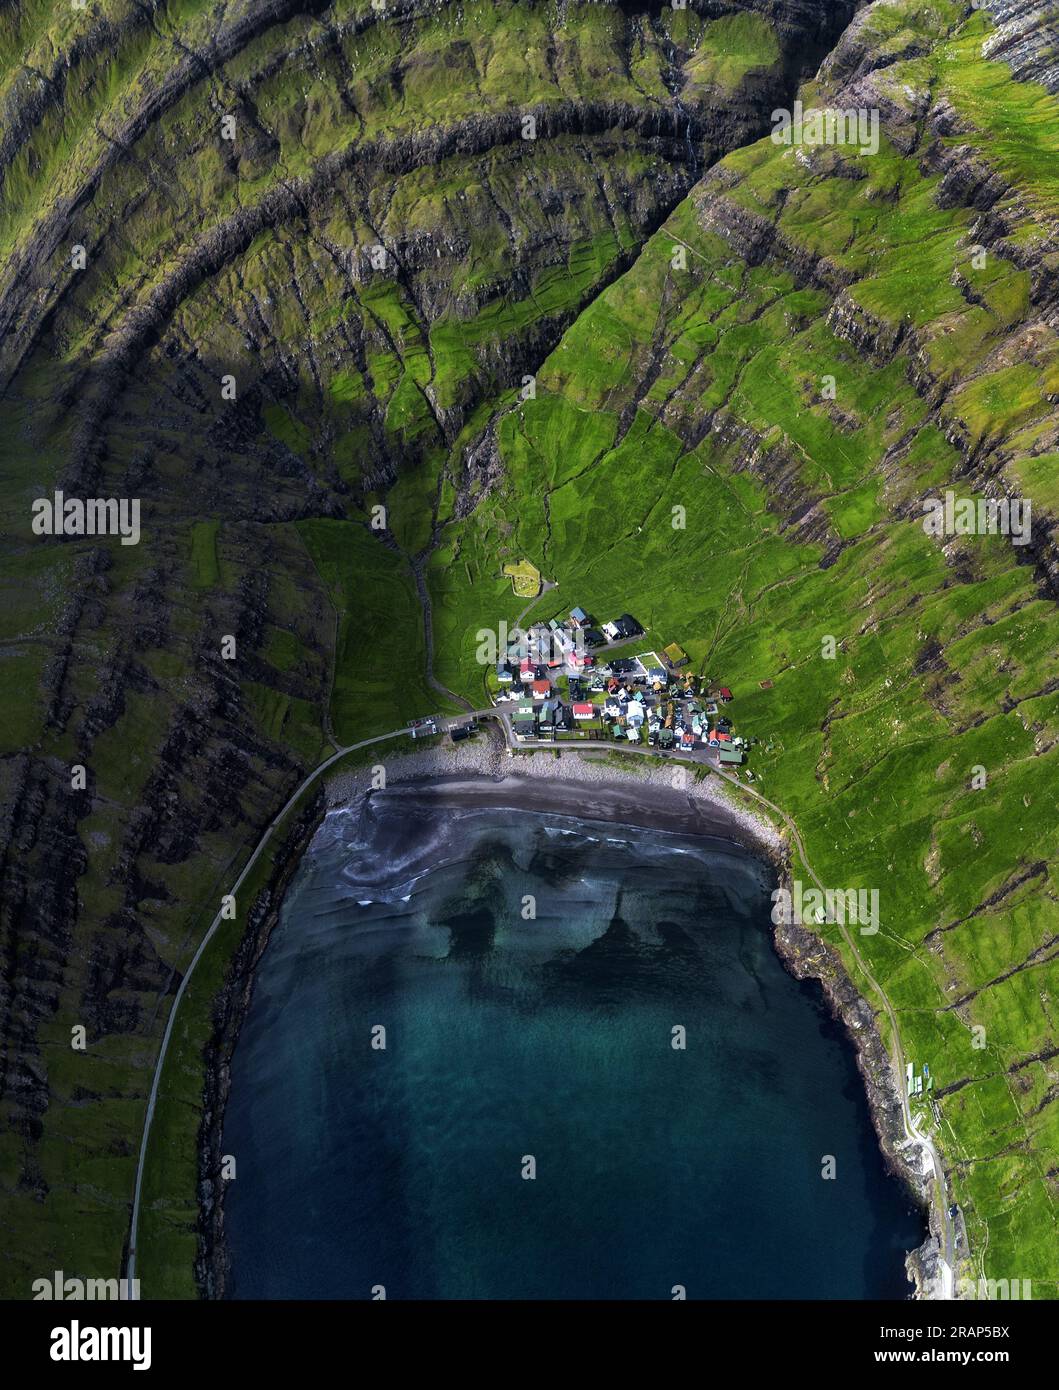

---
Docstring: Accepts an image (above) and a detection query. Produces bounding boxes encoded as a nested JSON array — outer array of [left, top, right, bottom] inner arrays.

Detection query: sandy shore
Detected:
[[325, 734, 785, 862]]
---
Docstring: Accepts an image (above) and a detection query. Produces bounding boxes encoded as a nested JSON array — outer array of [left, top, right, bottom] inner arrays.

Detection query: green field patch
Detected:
[[189, 520, 220, 588]]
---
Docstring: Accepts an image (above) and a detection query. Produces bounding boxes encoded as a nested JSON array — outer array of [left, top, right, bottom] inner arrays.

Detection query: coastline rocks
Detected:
[[771, 910, 943, 1299]]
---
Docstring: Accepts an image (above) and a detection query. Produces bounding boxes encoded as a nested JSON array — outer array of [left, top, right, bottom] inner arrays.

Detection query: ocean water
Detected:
[[222, 793, 924, 1299]]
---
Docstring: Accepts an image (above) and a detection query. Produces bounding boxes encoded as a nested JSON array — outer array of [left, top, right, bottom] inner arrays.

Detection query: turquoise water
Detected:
[[222, 795, 923, 1299]]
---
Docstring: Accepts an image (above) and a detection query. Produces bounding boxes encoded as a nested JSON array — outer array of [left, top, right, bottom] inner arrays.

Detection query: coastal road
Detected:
[[124, 725, 429, 1288]]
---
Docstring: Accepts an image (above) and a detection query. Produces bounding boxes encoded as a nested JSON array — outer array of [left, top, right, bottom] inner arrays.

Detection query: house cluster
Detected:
[[494, 607, 642, 679], [493, 607, 750, 766], [599, 678, 746, 763]]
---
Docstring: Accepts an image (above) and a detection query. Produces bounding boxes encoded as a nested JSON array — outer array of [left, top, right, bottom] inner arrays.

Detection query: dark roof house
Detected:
[[612, 614, 643, 639]]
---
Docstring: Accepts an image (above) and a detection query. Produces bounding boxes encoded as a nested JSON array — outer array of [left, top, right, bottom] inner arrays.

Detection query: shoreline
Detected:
[[200, 736, 939, 1299], [196, 792, 328, 1301], [326, 736, 787, 864]]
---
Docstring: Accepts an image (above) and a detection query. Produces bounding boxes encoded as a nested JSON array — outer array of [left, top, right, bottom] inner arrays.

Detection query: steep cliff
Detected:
[[0, 0, 859, 1294], [2, 0, 1058, 1300]]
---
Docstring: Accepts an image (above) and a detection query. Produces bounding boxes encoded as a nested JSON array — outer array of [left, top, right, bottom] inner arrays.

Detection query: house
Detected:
[[719, 748, 744, 765], [496, 663, 513, 684], [658, 728, 675, 749], [519, 658, 534, 683], [604, 698, 623, 718], [544, 700, 569, 733], [513, 715, 537, 742], [680, 730, 695, 749], [647, 666, 668, 688], [626, 700, 645, 727], [663, 642, 689, 669], [569, 607, 590, 627], [451, 723, 476, 743], [612, 614, 643, 639], [582, 628, 605, 648], [719, 686, 733, 702], [532, 679, 551, 699], [572, 702, 595, 721]]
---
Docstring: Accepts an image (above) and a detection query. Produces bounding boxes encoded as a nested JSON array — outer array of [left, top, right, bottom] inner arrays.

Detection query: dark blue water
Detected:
[[222, 791, 923, 1299]]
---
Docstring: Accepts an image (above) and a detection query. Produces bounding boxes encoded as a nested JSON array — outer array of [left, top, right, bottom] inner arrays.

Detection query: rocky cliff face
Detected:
[[979, 0, 1059, 92], [0, 0, 859, 1293], [426, 0, 1059, 1293], [4, 0, 1059, 1298]]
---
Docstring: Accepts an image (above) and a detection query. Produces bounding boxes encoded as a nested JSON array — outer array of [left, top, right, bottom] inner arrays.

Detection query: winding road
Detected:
[[124, 726, 422, 1287]]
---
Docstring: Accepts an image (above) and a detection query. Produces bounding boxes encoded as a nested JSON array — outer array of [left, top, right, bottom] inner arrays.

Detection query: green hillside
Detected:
[[1, 0, 1057, 1299]]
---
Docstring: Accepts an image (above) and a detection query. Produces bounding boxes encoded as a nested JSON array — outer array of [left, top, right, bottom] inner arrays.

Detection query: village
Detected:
[[483, 605, 757, 773]]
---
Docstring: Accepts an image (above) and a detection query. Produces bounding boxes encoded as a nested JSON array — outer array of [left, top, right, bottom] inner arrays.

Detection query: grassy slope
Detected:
[[4, 0, 1057, 1299], [425, 2, 1059, 1292], [1, 0, 824, 1295]]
